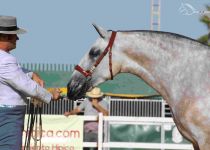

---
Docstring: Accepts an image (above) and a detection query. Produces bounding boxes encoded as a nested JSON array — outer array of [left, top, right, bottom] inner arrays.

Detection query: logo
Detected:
[[179, 3, 210, 15]]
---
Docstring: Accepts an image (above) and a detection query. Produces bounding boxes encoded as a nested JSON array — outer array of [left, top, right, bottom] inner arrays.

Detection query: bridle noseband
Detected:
[[75, 31, 117, 80]]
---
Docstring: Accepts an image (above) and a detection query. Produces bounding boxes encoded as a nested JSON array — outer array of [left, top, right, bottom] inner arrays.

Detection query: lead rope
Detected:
[[24, 98, 43, 150], [32, 101, 42, 150], [24, 102, 33, 150]]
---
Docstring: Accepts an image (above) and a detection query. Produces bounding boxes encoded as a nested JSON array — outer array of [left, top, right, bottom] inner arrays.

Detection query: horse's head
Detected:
[[67, 24, 121, 100]]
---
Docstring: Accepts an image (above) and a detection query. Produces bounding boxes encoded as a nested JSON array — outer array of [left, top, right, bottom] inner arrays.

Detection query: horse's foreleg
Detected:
[[173, 121, 199, 149], [177, 126, 200, 150], [197, 137, 210, 150], [174, 122, 200, 150], [171, 112, 200, 150], [193, 143, 200, 150], [198, 144, 210, 150]]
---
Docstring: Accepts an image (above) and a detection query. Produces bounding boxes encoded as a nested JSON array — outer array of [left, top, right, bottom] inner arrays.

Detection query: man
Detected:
[[0, 15, 61, 150], [64, 87, 108, 150]]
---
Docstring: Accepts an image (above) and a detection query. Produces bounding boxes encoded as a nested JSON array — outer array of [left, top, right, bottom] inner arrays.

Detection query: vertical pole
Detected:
[[98, 113, 103, 150], [158, 0, 161, 31], [207, 16, 210, 45], [150, 0, 161, 31], [161, 99, 165, 150], [150, 0, 154, 30], [104, 96, 111, 150]]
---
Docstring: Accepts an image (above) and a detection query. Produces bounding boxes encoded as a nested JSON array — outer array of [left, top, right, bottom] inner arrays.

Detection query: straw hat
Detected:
[[86, 87, 104, 98], [0, 15, 26, 34]]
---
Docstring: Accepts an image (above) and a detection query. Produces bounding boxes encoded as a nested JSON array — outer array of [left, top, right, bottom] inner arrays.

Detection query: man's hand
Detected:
[[50, 88, 61, 101], [64, 112, 71, 117], [32, 73, 44, 87], [91, 98, 109, 116], [91, 98, 99, 107], [64, 108, 81, 117]]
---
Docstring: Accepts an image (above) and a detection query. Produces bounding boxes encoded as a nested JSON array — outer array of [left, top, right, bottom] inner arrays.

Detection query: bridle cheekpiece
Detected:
[[75, 31, 117, 80]]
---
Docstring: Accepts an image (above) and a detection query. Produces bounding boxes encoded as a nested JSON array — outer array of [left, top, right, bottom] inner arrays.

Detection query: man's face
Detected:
[[89, 97, 101, 102], [0, 34, 19, 51], [7, 34, 19, 50], [91, 98, 99, 101]]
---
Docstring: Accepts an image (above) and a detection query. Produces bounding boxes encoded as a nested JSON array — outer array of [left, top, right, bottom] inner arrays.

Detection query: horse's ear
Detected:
[[92, 23, 108, 39]]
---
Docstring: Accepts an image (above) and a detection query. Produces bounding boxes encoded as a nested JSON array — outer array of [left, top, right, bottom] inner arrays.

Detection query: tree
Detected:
[[198, 5, 210, 46]]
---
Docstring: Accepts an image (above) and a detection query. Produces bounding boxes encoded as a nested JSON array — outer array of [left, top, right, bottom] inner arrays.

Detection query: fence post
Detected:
[[98, 113, 103, 150], [161, 99, 165, 150]]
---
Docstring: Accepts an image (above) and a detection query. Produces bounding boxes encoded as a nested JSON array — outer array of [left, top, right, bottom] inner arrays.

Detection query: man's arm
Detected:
[[21, 66, 44, 87], [31, 72, 44, 87], [92, 99, 109, 116], [21, 67, 33, 78], [64, 107, 81, 116], [0, 56, 60, 103], [64, 100, 86, 116]]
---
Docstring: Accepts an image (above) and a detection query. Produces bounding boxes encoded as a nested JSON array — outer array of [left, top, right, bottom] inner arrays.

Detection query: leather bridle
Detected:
[[75, 31, 117, 80]]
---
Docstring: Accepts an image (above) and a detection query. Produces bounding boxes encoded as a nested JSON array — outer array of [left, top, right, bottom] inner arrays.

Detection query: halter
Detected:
[[75, 31, 117, 80]]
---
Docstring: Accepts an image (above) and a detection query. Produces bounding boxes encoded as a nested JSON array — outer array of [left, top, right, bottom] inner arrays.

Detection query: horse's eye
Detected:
[[89, 48, 101, 58]]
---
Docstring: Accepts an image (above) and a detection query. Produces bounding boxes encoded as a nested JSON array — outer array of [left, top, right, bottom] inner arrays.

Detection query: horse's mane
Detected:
[[115, 30, 210, 49]]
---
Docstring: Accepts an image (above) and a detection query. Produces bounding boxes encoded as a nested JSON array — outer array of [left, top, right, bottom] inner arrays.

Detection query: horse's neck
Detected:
[[116, 31, 208, 101]]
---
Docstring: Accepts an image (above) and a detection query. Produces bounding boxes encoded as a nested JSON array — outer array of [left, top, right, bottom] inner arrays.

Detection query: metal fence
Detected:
[[26, 97, 172, 117], [109, 98, 163, 117], [20, 63, 74, 72], [25, 97, 74, 114]]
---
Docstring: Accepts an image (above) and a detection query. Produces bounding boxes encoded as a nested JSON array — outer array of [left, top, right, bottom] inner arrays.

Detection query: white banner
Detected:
[[22, 115, 84, 150]]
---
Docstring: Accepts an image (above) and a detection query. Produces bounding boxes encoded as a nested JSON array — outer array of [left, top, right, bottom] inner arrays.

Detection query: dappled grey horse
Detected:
[[67, 24, 210, 150]]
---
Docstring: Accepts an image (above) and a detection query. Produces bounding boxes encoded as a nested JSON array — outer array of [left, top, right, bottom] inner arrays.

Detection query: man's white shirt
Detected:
[[0, 50, 52, 105]]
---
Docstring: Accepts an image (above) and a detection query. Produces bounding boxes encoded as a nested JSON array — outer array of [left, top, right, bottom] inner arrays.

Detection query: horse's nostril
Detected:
[[70, 87, 75, 94]]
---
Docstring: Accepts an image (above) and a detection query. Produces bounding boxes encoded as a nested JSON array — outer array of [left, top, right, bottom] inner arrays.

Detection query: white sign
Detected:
[[22, 115, 84, 150]]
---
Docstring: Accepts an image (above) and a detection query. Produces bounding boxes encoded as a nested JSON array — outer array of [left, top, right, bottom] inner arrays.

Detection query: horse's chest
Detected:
[[171, 97, 210, 133]]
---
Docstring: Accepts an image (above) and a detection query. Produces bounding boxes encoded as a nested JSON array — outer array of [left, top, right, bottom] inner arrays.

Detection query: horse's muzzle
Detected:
[[67, 77, 91, 100]]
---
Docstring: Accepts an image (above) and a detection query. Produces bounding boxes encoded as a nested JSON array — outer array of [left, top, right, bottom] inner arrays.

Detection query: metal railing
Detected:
[[26, 97, 74, 114], [20, 63, 74, 72], [82, 114, 193, 150], [26, 97, 172, 117], [109, 98, 163, 117]]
